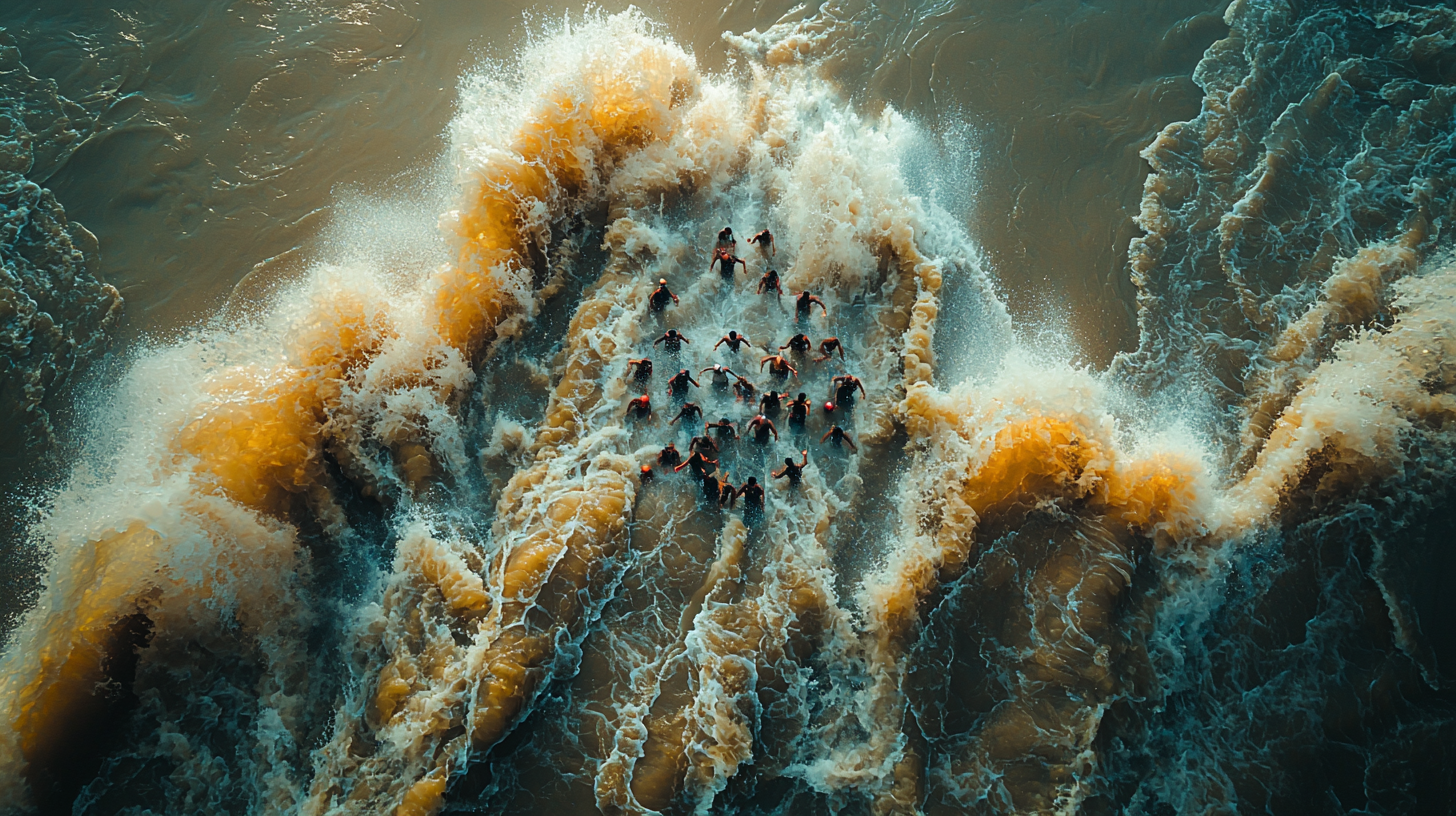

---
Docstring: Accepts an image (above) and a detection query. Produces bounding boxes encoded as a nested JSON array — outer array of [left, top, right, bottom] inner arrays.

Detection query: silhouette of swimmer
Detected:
[[669, 402, 703, 426], [787, 392, 811, 425], [760, 354, 798, 380], [658, 443, 683, 468], [625, 357, 653, 383], [748, 414, 779, 443], [654, 329, 690, 354], [782, 333, 812, 355], [715, 330, 755, 353], [748, 228, 775, 256], [626, 394, 653, 420], [820, 424, 858, 452], [815, 337, 844, 362], [650, 278, 678, 311], [666, 368, 699, 398], [710, 247, 747, 280], [794, 290, 827, 319], [758, 268, 783, 296], [773, 450, 808, 485], [832, 373, 866, 404]]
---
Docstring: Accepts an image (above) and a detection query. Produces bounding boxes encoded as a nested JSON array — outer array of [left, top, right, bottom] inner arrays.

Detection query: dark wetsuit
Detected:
[[788, 398, 810, 426], [707, 420, 736, 442], [796, 292, 815, 318], [690, 435, 719, 456], [629, 359, 653, 383], [738, 482, 764, 509], [668, 372, 696, 398], [786, 334, 812, 354], [658, 446, 682, 468], [760, 270, 781, 294], [701, 471, 722, 502], [627, 399, 652, 419], [680, 451, 717, 479], [657, 332, 686, 354], [835, 380, 862, 405], [714, 251, 744, 280], [651, 285, 675, 311], [672, 403, 702, 426], [760, 392, 783, 418], [779, 460, 804, 485], [751, 419, 776, 444]]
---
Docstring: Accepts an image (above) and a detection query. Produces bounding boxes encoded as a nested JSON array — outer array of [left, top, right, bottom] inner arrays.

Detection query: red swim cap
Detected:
[[824, 402, 836, 413]]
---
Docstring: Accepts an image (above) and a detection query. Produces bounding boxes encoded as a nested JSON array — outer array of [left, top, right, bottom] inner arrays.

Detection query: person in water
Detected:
[[748, 228, 775, 257], [666, 368, 699, 398], [758, 268, 783, 296], [716, 472, 737, 508], [639, 464, 655, 482], [658, 443, 683, 469], [832, 373, 866, 405], [760, 354, 798, 380], [794, 290, 827, 320], [650, 278, 678, 311], [669, 401, 703, 427], [820, 424, 858, 452], [654, 329, 690, 354], [700, 467, 722, 503], [675, 449, 718, 479], [689, 434, 720, 456], [716, 226, 735, 250], [732, 374, 757, 403], [736, 476, 764, 511], [626, 394, 653, 421], [706, 417, 738, 442], [626, 357, 653, 383], [787, 392, 811, 426], [710, 247, 747, 280], [759, 390, 785, 418], [815, 337, 844, 362], [781, 333, 812, 356], [700, 364, 736, 389], [773, 450, 809, 486], [748, 414, 779, 443], [715, 330, 755, 354]]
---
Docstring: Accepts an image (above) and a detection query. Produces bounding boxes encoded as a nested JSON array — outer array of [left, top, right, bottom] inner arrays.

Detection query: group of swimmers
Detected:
[[628, 225, 869, 516]]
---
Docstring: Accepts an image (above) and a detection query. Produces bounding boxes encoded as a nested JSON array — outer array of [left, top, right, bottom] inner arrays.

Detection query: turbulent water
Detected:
[[1, 1, 1454, 815]]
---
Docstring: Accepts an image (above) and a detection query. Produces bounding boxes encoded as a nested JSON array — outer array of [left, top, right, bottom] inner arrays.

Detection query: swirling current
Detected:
[[1, 1, 1454, 815]]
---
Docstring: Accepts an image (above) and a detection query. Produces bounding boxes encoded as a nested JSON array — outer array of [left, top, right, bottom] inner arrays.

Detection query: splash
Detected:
[[3, 3, 1456, 815]]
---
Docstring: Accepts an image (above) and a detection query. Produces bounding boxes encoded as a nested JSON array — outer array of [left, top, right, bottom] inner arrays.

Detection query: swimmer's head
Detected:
[[659, 278, 667, 285], [784, 458, 794, 466], [798, 392, 807, 400], [747, 477, 758, 485]]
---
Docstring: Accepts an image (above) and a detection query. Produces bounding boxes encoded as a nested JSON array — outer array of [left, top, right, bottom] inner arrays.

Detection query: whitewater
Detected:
[[1, 2, 1454, 815]]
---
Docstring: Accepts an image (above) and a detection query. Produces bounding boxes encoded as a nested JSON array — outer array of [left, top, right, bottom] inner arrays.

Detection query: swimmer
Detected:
[[748, 414, 779, 443], [710, 247, 747, 280], [794, 290, 827, 320], [639, 464, 655, 483], [668, 402, 703, 426], [654, 329, 691, 354], [689, 434, 720, 456], [706, 417, 738, 442], [625, 357, 653, 383], [820, 424, 859, 453], [758, 268, 783, 296], [735, 477, 764, 510], [759, 390, 786, 418], [815, 337, 844, 362], [732, 375, 757, 403], [748, 228, 775, 256], [716, 473, 737, 508], [674, 449, 718, 479], [760, 354, 798, 380], [658, 443, 683, 468], [787, 392, 811, 426], [699, 364, 736, 389], [714, 330, 755, 354], [650, 278, 678, 311], [666, 368, 699, 398], [832, 373, 866, 405], [626, 394, 653, 421], [773, 450, 809, 486], [701, 468, 723, 503], [716, 226, 735, 250], [781, 333, 812, 356]]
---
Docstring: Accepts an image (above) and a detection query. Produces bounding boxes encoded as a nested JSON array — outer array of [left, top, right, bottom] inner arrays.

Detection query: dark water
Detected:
[[0, 0, 1453, 814]]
